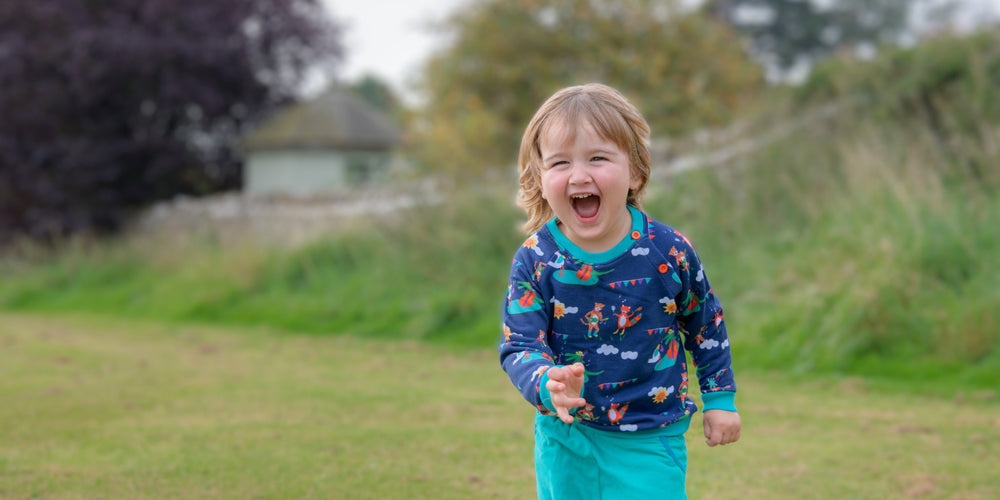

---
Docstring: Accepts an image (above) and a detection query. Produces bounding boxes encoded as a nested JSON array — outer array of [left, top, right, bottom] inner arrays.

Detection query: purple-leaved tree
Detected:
[[0, 0, 342, 242]]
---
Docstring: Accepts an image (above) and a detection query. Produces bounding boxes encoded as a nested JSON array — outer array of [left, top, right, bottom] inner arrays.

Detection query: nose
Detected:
[[568, 162, 592, 185]]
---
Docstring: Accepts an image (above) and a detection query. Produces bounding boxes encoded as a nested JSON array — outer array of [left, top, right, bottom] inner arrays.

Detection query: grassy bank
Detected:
[[2, 32, 999, 390], [644, 112, 1000, 390], [0, 186, 522, 347], [2, 313, 997, 499], [2, 108, 997, 390]]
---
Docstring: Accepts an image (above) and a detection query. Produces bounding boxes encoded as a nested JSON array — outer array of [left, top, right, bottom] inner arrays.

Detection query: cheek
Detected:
[[539, 173, 557, 201]]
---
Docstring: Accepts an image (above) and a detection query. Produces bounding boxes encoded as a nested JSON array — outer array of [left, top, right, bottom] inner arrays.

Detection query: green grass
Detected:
[[2, 31, 999, 392], [1, 312, 997, 499], [0, 186, 521, 347], [641, 107, 1000, 390], [1, 109, 998, 391]]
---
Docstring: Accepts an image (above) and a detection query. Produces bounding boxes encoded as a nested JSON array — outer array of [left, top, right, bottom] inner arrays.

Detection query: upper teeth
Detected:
[[572, 194, 594, 199]]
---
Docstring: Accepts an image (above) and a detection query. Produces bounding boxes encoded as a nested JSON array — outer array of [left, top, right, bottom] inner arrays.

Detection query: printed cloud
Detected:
[[621, 351, 639, 360], [631, 247, 650, 256], [597, 344, 620, 356], [699, 338, 720, 350], [647, 386, 674, 397]]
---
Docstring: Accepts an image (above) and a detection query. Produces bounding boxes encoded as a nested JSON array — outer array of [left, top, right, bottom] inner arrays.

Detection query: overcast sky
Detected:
[[322, 0, 468, 102]]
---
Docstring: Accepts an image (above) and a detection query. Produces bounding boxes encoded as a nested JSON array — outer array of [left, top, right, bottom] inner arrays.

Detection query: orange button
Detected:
[[631, 230, 641, 240]]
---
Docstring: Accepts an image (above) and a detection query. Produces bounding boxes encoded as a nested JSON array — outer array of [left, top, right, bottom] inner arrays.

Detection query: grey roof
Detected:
[[243, 87, 401, 152]]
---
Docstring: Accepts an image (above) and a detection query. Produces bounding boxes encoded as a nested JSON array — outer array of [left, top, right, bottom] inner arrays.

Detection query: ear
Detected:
[[629, 166, 642, 191]]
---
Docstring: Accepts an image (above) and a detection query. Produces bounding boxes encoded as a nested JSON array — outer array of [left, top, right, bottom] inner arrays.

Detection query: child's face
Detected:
[[538, 119, 639, 253]]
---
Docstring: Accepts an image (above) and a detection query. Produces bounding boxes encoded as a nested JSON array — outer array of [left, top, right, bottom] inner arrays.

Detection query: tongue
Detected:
[[573, 196, 600, 219]]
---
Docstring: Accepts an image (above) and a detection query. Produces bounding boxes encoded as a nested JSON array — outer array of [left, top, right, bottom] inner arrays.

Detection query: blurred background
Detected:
[[2, 1, 999, 497], [1, 0, 998, 387]]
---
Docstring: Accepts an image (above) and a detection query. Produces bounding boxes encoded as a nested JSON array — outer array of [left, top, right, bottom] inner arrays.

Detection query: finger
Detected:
[[718, 430, 739, 446], [706, 429, 722, 447], [726, 430, 741, 445], [556, 407, 573, 424], [546, 379, 565, 392], [569, 363, 585, 376], [547, 366, 566, 382]]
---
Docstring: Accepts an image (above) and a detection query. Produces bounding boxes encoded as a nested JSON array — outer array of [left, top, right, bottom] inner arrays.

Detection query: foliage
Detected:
[[648, 111, 1000, 387], [1, 30, 999, 389], [0, 185, 523, 347], [0, 0, 342, 243], [797, 30, 1000, 185], [707, 0, 911, 77], [412, 0, 763, 174], [800, 30, 1000, 122]]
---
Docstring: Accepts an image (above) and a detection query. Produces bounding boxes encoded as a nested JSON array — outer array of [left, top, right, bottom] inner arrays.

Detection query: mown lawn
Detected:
[[1, 312, 996, 499]]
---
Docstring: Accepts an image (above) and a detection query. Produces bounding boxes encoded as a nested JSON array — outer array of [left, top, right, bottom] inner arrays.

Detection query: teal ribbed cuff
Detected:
[[538, 368, 557, 413], [538, 366, 584, 414], [701, 391, 737, 412]]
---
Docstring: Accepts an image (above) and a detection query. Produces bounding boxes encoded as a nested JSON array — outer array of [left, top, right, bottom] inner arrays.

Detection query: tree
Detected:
[[349, 74, 403, 117], [413, 0, 763, 174], [707, 0, 912, 79], [0, 0, 342, 242]]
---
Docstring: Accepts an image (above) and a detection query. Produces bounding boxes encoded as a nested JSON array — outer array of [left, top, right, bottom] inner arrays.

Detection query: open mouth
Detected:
[[572, 193, 601, 221]]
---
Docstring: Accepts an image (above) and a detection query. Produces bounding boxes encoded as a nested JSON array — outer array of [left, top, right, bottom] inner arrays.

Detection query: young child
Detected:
[[500, 83, 740, 499]]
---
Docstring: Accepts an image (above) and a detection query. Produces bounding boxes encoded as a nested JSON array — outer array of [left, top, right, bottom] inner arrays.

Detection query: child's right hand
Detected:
[[545, 363, 587, 424]]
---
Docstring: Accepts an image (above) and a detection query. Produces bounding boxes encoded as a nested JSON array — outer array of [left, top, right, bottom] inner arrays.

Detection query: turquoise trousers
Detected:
[[534, 414, 688, 500]]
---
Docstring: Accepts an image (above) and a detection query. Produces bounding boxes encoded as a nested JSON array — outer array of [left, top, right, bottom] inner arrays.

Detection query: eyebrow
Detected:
[[541, 151, 567, 164], [542, 145, 620, 163]]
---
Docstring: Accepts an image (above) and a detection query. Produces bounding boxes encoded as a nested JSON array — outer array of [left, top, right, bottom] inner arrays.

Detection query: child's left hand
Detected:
[[703, 410, 741, 447]]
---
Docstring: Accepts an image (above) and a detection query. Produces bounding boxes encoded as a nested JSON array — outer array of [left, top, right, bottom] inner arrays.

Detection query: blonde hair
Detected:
[[517, 83, 651, 234]]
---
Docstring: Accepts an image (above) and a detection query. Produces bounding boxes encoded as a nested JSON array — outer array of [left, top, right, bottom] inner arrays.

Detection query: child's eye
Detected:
[[591, 156, 607, 162], [549, 160, 569, 168]]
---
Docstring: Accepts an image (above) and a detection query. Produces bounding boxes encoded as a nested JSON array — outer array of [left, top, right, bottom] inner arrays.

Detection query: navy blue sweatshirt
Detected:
[[500, 206, 736, 433]]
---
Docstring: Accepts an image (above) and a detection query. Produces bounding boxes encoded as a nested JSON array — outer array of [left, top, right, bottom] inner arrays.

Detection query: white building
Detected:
[[242, 87, 401, 196]]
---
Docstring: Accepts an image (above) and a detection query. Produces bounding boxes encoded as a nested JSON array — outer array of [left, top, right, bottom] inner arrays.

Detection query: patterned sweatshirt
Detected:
[[500, 206, 736, 433]]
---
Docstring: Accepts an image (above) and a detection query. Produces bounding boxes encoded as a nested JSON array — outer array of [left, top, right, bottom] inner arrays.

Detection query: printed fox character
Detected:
[[607, 403, 629, 424], [669, 246, 689, 271], [575, 403, 598, 422], [581, 303, 608, 338], [612, 305, 642, 336]]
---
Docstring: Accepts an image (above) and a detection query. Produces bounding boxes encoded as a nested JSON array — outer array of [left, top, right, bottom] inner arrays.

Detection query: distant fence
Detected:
[[132, 179, 442, 247], [135, 103, 843, 247]]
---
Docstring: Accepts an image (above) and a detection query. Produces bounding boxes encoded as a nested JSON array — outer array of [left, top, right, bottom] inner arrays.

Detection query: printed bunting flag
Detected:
[[608, 278, 652, 289]]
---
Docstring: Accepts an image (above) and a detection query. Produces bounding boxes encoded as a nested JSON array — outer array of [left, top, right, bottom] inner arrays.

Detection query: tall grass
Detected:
[[2, 104, 997, 389], [0, 185, 524, 347], [643, 100, 1000, 388], [2, 32, 998, 389]]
